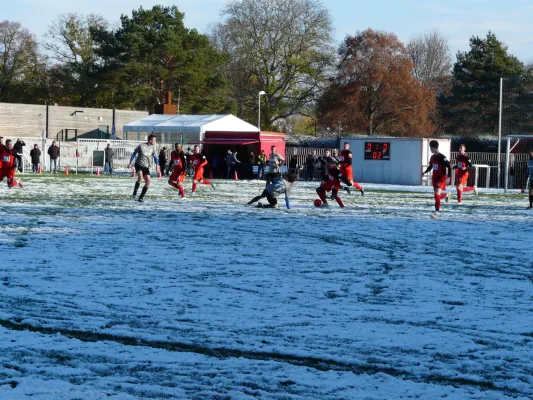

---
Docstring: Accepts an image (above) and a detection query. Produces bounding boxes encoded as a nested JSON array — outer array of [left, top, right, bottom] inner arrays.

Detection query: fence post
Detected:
[[504, 137, 510, 193], [497, 77, 503, 189]]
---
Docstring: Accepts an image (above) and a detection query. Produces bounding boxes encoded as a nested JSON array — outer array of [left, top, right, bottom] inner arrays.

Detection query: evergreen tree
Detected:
[[92, 5, 228, 113], [442, 32, 526, 135]]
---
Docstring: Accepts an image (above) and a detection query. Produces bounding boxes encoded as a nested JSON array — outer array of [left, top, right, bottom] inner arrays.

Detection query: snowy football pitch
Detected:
[[1, 175, 532, 399]]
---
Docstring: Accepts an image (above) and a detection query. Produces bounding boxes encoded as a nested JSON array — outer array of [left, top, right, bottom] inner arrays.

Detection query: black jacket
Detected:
[[306, 155, 317, 169], [13, 140, 25, 154], [159, 149, 168, 165], [30, 148, 41, 164], [48, 145, 60, 159]]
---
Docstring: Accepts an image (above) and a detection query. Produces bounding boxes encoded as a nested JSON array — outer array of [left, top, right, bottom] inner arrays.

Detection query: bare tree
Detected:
[[43, 14, 108, 106], [211, 0, 334, 128], [0, 20, 40, 102], [44, 13, 107, 65], [407, 31, 452, 89]]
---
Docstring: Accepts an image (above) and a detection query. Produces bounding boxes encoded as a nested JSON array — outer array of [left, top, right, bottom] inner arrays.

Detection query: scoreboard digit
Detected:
[[364, 142, 390, 160]]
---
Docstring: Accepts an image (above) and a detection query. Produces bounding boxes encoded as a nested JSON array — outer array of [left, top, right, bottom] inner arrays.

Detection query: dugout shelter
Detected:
[[340, 137, 451, 185]]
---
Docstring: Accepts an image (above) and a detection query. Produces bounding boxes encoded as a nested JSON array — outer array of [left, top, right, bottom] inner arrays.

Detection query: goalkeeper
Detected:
[[247, 173, 297, 209]]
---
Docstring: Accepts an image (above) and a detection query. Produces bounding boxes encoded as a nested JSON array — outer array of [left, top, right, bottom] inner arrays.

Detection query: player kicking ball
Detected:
[[422, 140, 452, 218], [315, 157, 352, 208], [453, 144, 478, 204], [190, 145, 215, 195], [0, 139, 23, 188], [339, 142, 364, 196], [247, 173, 297, 209], [168, 143, 187, 199], [128, 134, 159, 202]]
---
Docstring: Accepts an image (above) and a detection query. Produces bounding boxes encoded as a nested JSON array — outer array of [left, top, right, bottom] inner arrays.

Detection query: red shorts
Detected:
[[340, 165, 353, 182], [432, 175, 447, 190], [193, 168, 204, 181], [456, 170, 469, 186], [170, 169, 185, 183], [321, 180, 341, 192], [0, 168, 15, 185]]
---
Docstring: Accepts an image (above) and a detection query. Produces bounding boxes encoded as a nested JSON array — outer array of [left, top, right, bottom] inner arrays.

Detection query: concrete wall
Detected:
[[0, 103, 148, 140]]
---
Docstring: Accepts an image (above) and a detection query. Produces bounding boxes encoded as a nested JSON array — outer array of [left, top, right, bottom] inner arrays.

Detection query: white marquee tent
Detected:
[[123, 114, 259, 144]]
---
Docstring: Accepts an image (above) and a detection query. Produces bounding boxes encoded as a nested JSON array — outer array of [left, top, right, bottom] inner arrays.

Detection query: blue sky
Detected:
[[4, 0, 533, 62]]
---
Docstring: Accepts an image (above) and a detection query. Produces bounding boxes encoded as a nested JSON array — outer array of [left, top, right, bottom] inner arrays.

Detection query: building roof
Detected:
[[124, 114, 259, 134]]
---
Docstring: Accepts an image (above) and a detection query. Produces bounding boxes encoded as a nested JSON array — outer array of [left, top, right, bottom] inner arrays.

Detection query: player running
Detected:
[[168, 143, 188, 198], [128, 134, 159, 202], [247, 173, 297, 209], [190, 145, 215, 195], [339, 142, 364, 196], [0, 139, 24, 188], [422, 140, 452, 217], [453, 144, 478, 204], [527, 148, 533, 209], [316, 157, 352, 208]]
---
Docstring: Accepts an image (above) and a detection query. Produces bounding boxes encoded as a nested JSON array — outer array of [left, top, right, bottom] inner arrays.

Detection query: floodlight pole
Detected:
[[497, 77, 503, 188], [258, 91, 266, 132]]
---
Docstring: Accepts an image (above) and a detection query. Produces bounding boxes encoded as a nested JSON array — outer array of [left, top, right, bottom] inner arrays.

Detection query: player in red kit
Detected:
[[168, 143, 188, 198], [453, 144, 478, 204], [190, 145, 215, 195], [339, 142, 364, 196], [316, 157, 352, 208], [0, 139, 23, 188], [422, 140, 452, 217]]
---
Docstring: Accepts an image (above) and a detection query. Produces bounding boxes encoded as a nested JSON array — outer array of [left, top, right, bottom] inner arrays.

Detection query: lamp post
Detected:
[[258, 91, 266, 132]]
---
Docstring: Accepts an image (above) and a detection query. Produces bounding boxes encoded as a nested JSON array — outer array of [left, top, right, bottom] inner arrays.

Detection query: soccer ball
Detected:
[[314, 199, 322, 207]]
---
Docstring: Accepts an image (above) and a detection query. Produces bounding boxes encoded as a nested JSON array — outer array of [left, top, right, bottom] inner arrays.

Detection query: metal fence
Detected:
[[285, 146, 338, 180], [450, 151, 529, 189], [13, 140, 530, 187], [15, 138, 171, 174], [287, 147, 530, 188]]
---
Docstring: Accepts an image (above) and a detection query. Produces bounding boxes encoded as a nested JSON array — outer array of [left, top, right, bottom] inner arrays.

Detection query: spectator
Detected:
[[306, 150, 317, 181], [226, 149, 241, 179], [0, 137, 5, 152], [289, 155, 298, 176], [159, 147, 168, 177], [47, 141, 60, 174], [225, 149, 234, 179], [232, 151, 242, 179], [13, 139, 26, 172], [331, 149, 340, 166], [30, 144, 41, 174], [317, 150, 331, 175], [104, 143, 114, 175], [248, 152, 255, 179], [266, 145, 285, 184], [186, 147, 194, 176], [257, 149, 268, 180]]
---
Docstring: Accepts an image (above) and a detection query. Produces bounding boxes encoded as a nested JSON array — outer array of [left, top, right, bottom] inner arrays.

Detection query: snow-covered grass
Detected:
[[0, 174, 532, 399]]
